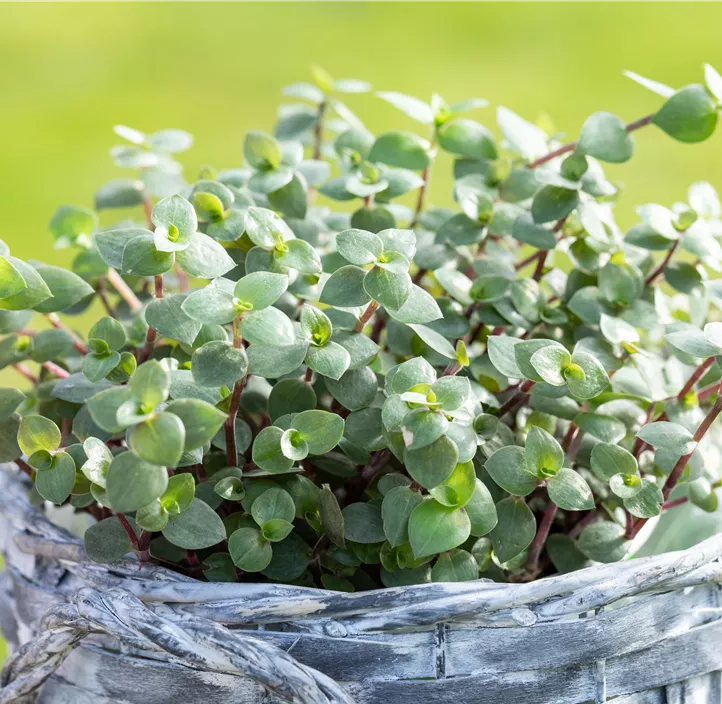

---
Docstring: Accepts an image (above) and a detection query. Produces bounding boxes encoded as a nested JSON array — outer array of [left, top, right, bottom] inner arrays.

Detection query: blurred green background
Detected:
[[1, 1, 721, 662]]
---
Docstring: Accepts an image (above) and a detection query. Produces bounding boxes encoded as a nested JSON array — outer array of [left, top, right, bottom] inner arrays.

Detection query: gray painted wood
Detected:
[[2, 465, 722, 704]]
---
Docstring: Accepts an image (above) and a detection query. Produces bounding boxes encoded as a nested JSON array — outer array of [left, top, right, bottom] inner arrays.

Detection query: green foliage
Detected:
[[5, 64, 721, 590]]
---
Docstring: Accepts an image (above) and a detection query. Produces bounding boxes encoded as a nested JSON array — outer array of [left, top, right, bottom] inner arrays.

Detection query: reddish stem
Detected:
[[409, 163, 431, 230], [354, 300, 379, 333], [106, 269, 143, 313], [633, 382, 722, 537], [677, 356, 715, 401], [116, 512, 140, 549], [143, 193, 155, 231], [526, 501, 558, 575], [12, 363, 38, 384], [42, 361, 70, 379], [137, 275, 163, 364], [644, 239, 680, 286], [16, 458, 35, 478], [498, 380, 534, 417], [526, 113, 654, 169], [515, 250, 544, 271], [225, 317, 247, 467], [46, 313, 88, 354]]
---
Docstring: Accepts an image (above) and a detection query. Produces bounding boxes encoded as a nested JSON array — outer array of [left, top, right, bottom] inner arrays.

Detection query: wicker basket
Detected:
[[2, 464, 722, 704]]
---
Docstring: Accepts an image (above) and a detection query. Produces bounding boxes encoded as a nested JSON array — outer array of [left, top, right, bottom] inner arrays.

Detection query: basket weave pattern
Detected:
[[2, 466, 722, 704]]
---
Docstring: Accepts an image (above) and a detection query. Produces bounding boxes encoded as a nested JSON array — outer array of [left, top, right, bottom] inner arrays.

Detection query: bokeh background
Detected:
[[1, 1, 722, 661]]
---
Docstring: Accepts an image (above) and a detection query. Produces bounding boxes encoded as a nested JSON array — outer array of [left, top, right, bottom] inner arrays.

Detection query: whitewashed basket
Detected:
[[2, 464, 722, 704]]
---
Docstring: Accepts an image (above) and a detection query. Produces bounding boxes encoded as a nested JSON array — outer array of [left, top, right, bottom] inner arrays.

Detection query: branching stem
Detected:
[[106, 269, 144, 313], [137, 275, 163, 364], [354, 300, 379, 333], [46, 313, 88, 354], [526, 113, 654, 169]]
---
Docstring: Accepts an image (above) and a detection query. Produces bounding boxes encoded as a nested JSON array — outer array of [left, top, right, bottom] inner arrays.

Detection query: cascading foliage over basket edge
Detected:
[[1, 62, 721, 588]]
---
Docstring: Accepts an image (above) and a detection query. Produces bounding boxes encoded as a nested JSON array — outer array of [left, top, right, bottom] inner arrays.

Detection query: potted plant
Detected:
[[2, 64, 722, 704]]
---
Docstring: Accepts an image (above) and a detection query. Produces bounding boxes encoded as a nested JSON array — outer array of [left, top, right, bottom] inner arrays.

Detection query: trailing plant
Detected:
[[2, 64, 722, 588]]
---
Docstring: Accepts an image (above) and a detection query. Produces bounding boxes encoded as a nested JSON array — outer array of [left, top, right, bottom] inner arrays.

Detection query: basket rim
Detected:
[[2, 462, 721, 630]]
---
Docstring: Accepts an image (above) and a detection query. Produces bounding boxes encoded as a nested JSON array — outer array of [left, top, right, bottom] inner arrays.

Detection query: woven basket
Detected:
[[2, 465, 722, 704]]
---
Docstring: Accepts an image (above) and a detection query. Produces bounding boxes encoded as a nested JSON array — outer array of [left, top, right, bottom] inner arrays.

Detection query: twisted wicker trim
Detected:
[[3, 465, 722, 703], [0, 587, 355, 704]]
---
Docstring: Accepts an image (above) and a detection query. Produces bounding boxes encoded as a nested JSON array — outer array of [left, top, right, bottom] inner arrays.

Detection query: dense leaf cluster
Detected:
[[2, 65, 722, 588]]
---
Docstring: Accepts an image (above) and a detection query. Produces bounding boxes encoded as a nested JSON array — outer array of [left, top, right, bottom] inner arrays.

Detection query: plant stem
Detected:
[[412, 268, 427, 285], [42, 361, 70, 379], [96, 277, 115, 317], [515, 250, 544, 271], [354, 300, 379, 333], [526, 113, 654, 170], [409, 162, 432, 230], [633, 381, 722, 537], [137, 275, 163, 364], [498, 380, 535, 417], [526, 501, 557, 576], [224, 317, 247, 467], [567, 429, 585, 463], [12, 363, 38, 384], [116, 512, 149, 562], [677, 356, 714, 401], [45, 313, 88, 354], [644, 239, 680, 286], [106, 269, 144, 313], [142, 192, 155, 231], [16, 458, 34, 478], [561, 423, 578, 452], [313, 100, 327, 161], [632, 401, 656, 457], [661, 479, 722, 511]]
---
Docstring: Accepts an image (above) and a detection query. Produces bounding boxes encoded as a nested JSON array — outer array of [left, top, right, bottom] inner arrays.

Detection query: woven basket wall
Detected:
[[2, 465, 722, 704]]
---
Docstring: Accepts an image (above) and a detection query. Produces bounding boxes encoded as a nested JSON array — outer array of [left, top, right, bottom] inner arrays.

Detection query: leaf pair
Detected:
[[228, 487, 296, 571], [252, 410, 345, 473]]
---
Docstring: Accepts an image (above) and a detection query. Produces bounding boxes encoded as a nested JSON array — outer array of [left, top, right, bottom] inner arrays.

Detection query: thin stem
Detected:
[[137, 275, 163, 364], [304, 366, 314, 384], [106, 269, 143, 313], [12, 363, 38, 384], [532, 250, 548, 281], [661, 479, 722, 511], [526, 501, 558, 575], [354, 300, 379, 333], [16, 458, 34, 478], [409, 162, 432, 230], [116, 512, 140, 551], [515, 250, 544, 271], [225, 317, 246, 467], [498, 380, 534, 417], [569, 509, 598, 539], [46, 313, 88, 354], [142, 192, 155, 231], [566, 428, 585, 464], [633, 381, 722, 537], [561, 423, 578, 452], [632, 401, 656, 457], [526, 113, 654, 169], [313, 100, 327, 161], [96, 277, 115, 317], [644, 239, 680, 286], [42, 361, 70, 379], [412, 268, 427, 286], [677, 356, 714, 401], [344, 449, 393, 505]]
